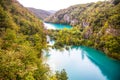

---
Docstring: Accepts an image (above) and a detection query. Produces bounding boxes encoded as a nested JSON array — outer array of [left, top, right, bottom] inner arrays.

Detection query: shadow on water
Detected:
[[71, 46, 120, 80]]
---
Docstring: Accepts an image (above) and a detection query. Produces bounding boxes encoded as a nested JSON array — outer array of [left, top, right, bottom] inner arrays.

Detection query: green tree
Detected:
[[55, 69, 68, 80]]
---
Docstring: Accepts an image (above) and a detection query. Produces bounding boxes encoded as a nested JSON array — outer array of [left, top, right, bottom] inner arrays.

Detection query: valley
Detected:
[[0, 0, 120, 80]]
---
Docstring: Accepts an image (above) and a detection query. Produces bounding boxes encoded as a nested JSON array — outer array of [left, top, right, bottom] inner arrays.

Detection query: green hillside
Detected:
[[46, 1, 120, 60], [0, 0, 68, 79], [0, 0, 53, 80]]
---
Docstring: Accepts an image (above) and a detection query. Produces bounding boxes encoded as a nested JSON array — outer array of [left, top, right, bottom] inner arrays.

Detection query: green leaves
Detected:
[[108, 15, 120, 29], [55, 69, 68, 80], [0, 0, 51, 80]]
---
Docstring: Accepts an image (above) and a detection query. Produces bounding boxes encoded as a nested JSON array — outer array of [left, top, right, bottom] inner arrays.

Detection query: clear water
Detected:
[[44, 22, 72, 29], [44, 46, 120, 80], [44, 23, 120, 80]]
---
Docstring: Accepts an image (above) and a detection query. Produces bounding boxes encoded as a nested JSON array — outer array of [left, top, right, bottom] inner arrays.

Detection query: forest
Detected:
[[0, 0, 67, 80]]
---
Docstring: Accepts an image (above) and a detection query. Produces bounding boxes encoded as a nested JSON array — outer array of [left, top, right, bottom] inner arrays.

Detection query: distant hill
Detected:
[[48, 10, 56, 14], [28, 7, 53, 20]]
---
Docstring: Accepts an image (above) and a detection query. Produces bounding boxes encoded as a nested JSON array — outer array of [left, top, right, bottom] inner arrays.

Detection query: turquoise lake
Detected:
[[44, 22, 72, 29], [44, 23, 120, 80], [44, 46, 120, 80]]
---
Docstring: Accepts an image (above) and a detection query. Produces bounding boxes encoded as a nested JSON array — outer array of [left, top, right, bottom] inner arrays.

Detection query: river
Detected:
[[44, 22, 120, 80]]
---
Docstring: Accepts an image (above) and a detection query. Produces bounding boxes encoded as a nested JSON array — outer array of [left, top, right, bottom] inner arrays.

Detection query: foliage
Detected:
[[55, 69, 68, 80], [50, 69, 68, 80], [0, 0, 56, 80]]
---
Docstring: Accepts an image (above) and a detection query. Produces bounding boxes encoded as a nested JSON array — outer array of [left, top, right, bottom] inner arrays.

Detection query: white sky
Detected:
[[17, 0, 105, 10]]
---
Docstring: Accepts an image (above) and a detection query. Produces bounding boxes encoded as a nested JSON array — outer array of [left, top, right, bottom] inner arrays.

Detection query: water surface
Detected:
[[44, 46, 120, 80], [44, 23, 120, 80], [44, 22, 72, 29]]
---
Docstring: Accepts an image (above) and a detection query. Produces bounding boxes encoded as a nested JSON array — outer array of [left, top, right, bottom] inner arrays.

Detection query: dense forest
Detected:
[[46, 0, 120, 60], [0, 0, 67, 80]]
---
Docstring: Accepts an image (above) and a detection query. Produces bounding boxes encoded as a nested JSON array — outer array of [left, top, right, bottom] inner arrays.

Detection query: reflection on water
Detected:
[[79, 46, 120, 80], [44, 22, 72, 29], [44, 46, 120, 80]]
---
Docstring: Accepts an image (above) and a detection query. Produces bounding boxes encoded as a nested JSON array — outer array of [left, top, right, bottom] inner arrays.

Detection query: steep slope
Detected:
[[45, 1, 120, 26], [0, 0, 50, 79], [28, 7, 52, 20], [47, 1, 120, 60]]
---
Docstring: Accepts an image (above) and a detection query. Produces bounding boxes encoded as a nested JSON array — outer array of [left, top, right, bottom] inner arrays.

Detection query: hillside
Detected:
[[45, 0, 120, 26], [0, 0, 68, 79], [47, 1, 120, 60], [0, 0, 49, 79], [28, 7, 52, 20]]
